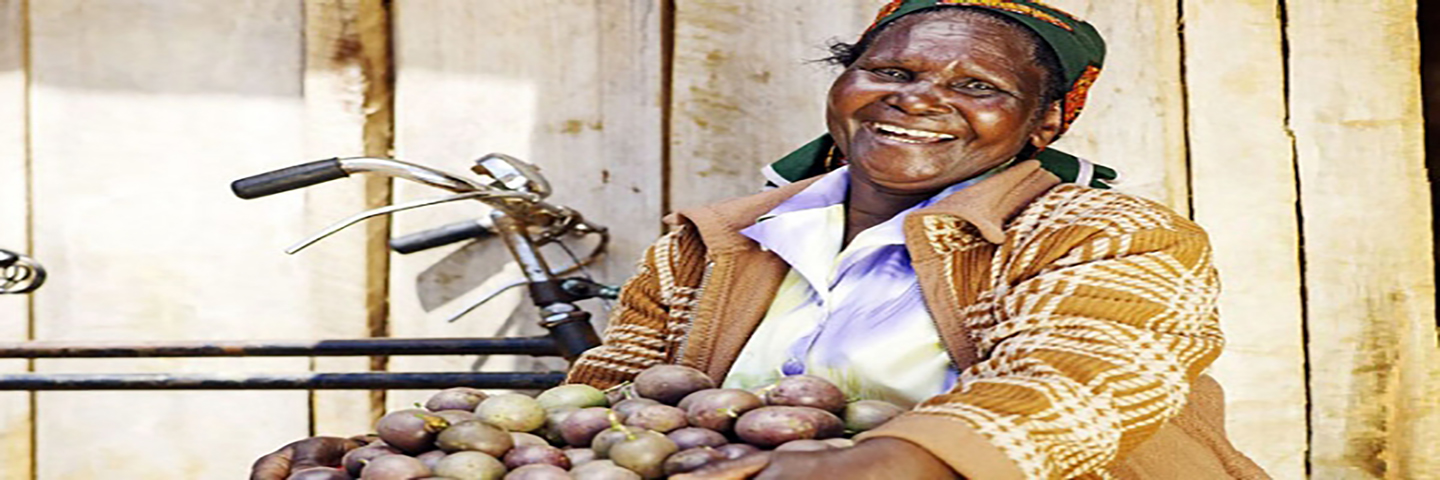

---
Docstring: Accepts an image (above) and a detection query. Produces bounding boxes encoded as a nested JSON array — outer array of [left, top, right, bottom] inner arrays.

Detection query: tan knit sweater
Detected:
[[566, 161, 1268, 479]]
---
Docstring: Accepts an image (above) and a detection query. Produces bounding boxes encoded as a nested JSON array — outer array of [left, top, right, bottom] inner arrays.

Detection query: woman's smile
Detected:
[[866, 122, 958, 144]]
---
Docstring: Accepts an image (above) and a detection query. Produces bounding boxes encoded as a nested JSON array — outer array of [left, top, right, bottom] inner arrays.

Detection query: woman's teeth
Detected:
[[871, 123, 956, 143]]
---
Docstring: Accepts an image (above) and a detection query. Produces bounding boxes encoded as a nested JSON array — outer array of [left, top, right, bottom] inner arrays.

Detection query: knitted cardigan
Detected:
[[566, 160, 1268, 479]]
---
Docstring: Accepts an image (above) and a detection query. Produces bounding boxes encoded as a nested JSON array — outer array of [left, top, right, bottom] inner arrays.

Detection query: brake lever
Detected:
[[445, 279, 528, 323], [285, 190, 535, 255]]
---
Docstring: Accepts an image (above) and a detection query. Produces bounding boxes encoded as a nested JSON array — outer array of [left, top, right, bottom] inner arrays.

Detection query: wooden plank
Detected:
[[302, 0, 393, 438], [1181, 0, 1306, 477], [1287, 0, 1439, 478], [28, 1, 312, 477], [669, 0, 876, 210], [1046, 0, 1189, 214], [387, 0, 664, 408], [0, 0, 32, 478]]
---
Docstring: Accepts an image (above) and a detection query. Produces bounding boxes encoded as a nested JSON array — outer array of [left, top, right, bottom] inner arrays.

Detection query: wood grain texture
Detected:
[[1045, 0, 1190, 214], [28, 1, 310, 477], [0, 0, 32, 478], [302, 0, 393, 437], [387, 0, 664, 408], [1287, 0, 1438, 478], [669, 0, 877, 209], [1181, 0, 1305, 477]]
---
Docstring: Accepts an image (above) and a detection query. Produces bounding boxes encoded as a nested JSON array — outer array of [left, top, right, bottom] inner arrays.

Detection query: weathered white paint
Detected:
[[1288, 0, 1438, 478], [1046, 0, 1190, 214], [27, 1, 311, 477], [1182, 0, 1307, 477], [0, 0, 32, 478], [387, 0, 664, 407], [669, 0, 877, 209]]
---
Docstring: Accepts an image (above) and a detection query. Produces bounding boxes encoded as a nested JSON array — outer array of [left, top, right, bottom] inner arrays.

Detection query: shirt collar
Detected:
[[741, 165, 994, 250]]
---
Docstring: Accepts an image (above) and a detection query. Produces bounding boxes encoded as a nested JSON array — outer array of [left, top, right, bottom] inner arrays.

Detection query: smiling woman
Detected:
[[252, 1, 1269, 479]]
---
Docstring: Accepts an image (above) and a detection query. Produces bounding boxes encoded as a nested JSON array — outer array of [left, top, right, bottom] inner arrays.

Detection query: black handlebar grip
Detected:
[[389, 219, 492, 254], [231, 158, 348, 199]]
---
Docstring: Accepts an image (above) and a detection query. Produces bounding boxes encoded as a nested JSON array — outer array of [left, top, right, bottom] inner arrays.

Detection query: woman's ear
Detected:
[[1028, 101, 1064, 150]]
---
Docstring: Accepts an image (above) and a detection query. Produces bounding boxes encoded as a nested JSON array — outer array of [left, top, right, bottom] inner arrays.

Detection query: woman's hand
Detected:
[[249, 436, 367, 480], [674, 438, 959, 480]]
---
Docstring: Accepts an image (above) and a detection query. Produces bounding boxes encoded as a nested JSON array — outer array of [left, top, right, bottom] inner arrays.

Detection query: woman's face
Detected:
[[826, 12, 1062, 195]]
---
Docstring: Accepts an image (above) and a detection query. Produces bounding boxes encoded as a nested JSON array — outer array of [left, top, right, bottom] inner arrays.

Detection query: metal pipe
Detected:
[[0, 372, 568, 390], [0, 337, 558, 358]]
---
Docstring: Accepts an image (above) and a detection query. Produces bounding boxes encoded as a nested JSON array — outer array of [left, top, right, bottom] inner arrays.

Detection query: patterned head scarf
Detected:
[[764, 0, 1118, 189]]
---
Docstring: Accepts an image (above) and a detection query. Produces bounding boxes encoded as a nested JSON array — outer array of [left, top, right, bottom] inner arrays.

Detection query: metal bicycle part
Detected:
[[0, 249, 46, 294], [472, 153, 551, 198]]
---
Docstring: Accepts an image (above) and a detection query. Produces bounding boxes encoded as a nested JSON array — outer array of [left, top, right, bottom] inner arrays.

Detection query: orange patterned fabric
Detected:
[[1062, 65, 1102, 131], [937, 0, 1073, 31]]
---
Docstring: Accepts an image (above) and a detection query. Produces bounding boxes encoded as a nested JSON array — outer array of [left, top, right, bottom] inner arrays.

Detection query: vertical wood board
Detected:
[[0, 0, 31, 478], [28, 1, 311, 477], [669, 0, 877, 209], [302, 0, 393, 437], [388, 0, 664, 407], [1182, 0, 1306, 477], [1046, 0, 1190, 214], [1288, 0, 1439, 478]]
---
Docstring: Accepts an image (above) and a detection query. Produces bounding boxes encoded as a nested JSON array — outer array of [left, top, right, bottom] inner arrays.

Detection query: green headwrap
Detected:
[[764, 0, 1118, 189]]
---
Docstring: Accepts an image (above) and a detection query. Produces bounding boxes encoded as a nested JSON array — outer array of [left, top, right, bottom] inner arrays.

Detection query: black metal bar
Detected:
[[0, 372, 568, 390], [0, 337, 559, 358]]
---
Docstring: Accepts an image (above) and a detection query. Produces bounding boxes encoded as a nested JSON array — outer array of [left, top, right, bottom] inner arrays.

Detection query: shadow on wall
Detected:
[[1422, 2, 1438, 313]]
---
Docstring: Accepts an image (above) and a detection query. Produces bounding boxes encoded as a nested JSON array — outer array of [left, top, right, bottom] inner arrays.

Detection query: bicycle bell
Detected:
[[472, 153, 551, 199]]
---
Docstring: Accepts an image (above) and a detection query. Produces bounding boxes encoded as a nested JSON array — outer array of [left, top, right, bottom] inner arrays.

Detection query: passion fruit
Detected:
[[622, 404, 688, 433], [606, 430, 678, 479], [359, 454, 431, 480], [714, 443, 761, 460], [632, 365, 715, 405], [426, 387, 489, 412], [661, 447, 727, 476], [558, 408, 621, 447], [610, 398, 661, 420], [536, 384, 608, 412], [665, 427, 727, 450], [375, 409, 447, 454], [287, 467, 353, 480], [761, 375, 846, 413], [684, 389, 763, 433], [569, 460, 641, 480], [476, 393, 548, 433], [502, 444, 572, 470], [436, 419, 514, 457], [843, 400, 905, 433], [343, 444, 401, 477], [433, 450, 507, 480], [733, 406, 833, 448], [503, 463, 572, 480]]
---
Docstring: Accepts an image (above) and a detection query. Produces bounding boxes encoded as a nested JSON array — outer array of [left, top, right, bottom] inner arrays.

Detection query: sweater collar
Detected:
[[666, 160, 1063, 251]]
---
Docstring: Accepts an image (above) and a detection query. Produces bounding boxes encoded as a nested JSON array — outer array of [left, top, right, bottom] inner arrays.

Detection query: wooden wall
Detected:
[[0, 0, 1430, 478]]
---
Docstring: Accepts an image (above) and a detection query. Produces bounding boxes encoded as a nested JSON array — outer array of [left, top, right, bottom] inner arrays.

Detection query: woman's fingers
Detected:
[[671, 451, 774, 480], [289, 436, 364, 470], [248, 445, 295, 480], [249, 436, 362, 480]]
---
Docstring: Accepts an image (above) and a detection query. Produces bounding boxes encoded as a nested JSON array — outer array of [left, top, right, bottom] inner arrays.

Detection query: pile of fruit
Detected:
[[286, 365, 906, 480]]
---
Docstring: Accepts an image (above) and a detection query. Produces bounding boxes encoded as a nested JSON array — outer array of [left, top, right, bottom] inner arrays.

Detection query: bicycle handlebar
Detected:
[[231, 158, 349, 199], [390, 218, 494, 254]]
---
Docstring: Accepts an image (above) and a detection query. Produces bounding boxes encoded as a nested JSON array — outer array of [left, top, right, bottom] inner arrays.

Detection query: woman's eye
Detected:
[[869, 68, 911, 81], [956, 81, 998, 93]]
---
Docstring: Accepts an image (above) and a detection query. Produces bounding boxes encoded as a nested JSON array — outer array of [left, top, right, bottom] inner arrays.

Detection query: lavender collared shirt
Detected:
[[720, 166, 986, 406]]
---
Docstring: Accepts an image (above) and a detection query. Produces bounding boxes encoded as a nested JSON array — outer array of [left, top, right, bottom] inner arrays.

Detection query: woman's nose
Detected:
[[884, 84, 952, 116]]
